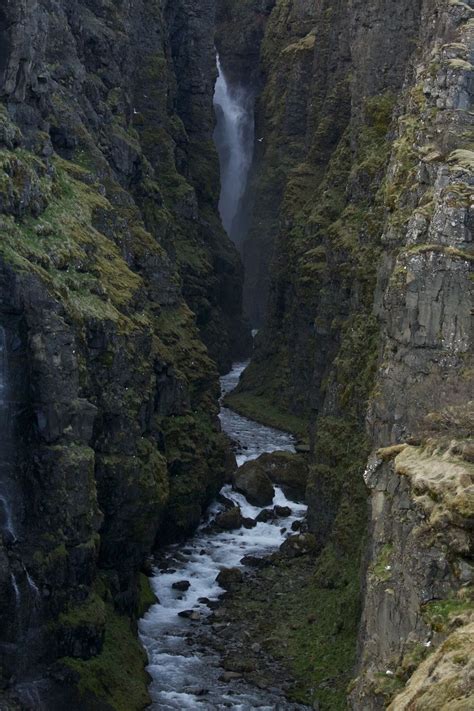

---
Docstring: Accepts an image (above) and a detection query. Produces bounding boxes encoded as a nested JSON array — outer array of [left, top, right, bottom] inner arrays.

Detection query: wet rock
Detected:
[[274, 505, 292, 518], [291, 520, 302, 531], [279, 533, 317, 558], [218, 671, 242, 682], [215, 507, 243, 530], [241, 555, 267, 568], [234, 462, 275, 506], [255, 509, 274, 523], [172, 580, 191, 592], [242, 516, 257, 529], [216, 567, 243, 590], [217, 493, 236, 510], [178, 610, 201, 621], [247, 452, 308, 502]]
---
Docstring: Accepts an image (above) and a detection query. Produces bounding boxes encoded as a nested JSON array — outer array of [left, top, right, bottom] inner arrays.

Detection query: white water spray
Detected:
[[213, 56, 255, 244], [10, 573, 20, 607]]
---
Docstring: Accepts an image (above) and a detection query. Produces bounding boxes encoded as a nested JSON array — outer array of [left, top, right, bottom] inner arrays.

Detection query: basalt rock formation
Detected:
[[219, 0, 473, 708], [0, 0, 472, 710], [0, 0, 250, 708]]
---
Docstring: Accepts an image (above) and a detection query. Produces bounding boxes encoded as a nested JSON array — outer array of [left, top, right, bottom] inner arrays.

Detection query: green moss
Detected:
[[137, 574, 157, 618], [370, 544, 394, 582], [33, 542, 67, 569], [423, 591, 474, 633], [59, 593, 106, 629], [62, 603, 150, 711], [372, 672, 405, 701], [0, 153, 149, 333], [396, 642, 433, 681], [159, 409, 229, 538], [223, 391, 308, 439]]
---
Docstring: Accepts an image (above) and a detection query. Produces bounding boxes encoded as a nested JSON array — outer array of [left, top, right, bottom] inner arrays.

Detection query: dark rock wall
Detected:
[[350, 0, 473, 706], [0, 0, 248, 708], [219, 0, 473, 707]]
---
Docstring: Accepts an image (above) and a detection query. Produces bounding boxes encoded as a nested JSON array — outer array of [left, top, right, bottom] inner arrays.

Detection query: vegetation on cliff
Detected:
[[218, 0, 473, 708], [0, 0, 247, 707]]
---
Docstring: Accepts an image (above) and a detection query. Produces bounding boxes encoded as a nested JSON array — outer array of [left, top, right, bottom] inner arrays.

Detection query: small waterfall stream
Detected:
[[0, 324, 41, 644], [140, 363, 309, 709], [0, 325, 17, 546], [213, 56, 255, 246], [0, 325, 21, 611]]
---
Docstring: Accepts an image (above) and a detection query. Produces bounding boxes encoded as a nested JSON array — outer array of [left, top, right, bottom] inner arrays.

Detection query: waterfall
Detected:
[[213, 55, 255, 245], [10, 573, 20, 607], [0, 493, 16, 541], [26, 570, 40, 600]]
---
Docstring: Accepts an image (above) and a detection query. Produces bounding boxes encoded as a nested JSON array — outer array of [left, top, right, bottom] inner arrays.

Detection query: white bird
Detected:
[[257, 137, 264, 142]]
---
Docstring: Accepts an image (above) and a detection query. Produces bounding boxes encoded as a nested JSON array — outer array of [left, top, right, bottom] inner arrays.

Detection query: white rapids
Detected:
[[139, 362, 308, 710]]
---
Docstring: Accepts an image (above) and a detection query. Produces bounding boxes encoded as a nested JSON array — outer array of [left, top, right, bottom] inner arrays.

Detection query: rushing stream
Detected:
[[140, 362, 308, 709]]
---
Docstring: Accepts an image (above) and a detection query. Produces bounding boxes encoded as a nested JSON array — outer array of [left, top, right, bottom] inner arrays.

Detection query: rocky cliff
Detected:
[[219, 0, 473, 708], [0, 0, 472, 709], [0, 1, 249, 708]]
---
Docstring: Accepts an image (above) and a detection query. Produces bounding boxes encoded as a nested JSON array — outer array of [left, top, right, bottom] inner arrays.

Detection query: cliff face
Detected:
[[350, 0, 474, 706], [0, 1, 248, 708], [220, 0, 473, 707], [0, 0, 471, 709]]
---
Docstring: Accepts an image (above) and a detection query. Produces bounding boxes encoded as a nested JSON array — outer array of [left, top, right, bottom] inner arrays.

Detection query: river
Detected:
[[139, 362, 308, 709]]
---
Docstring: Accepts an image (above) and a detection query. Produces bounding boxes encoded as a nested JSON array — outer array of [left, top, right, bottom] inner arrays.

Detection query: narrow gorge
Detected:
[[0, 1, 472, 711]]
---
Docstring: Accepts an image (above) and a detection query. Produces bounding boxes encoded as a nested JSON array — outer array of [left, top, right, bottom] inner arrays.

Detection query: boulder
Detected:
[[241, 555, 267, 568], [215, 507, 243, 530], [172, 580, 191, 591], [178, 609, 200, 620], [234, 462, 275, 506], [216, 567, 243, 590], [274, 505, 292, 517], [255, 509, 274, 523], [242, 516, 257, 529], [254, 452, 309, 501], [279, 533, 317, 558]]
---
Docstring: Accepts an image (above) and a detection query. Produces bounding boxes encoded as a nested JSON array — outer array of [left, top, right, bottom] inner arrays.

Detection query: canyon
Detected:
[[0, 1, 472, 710]]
